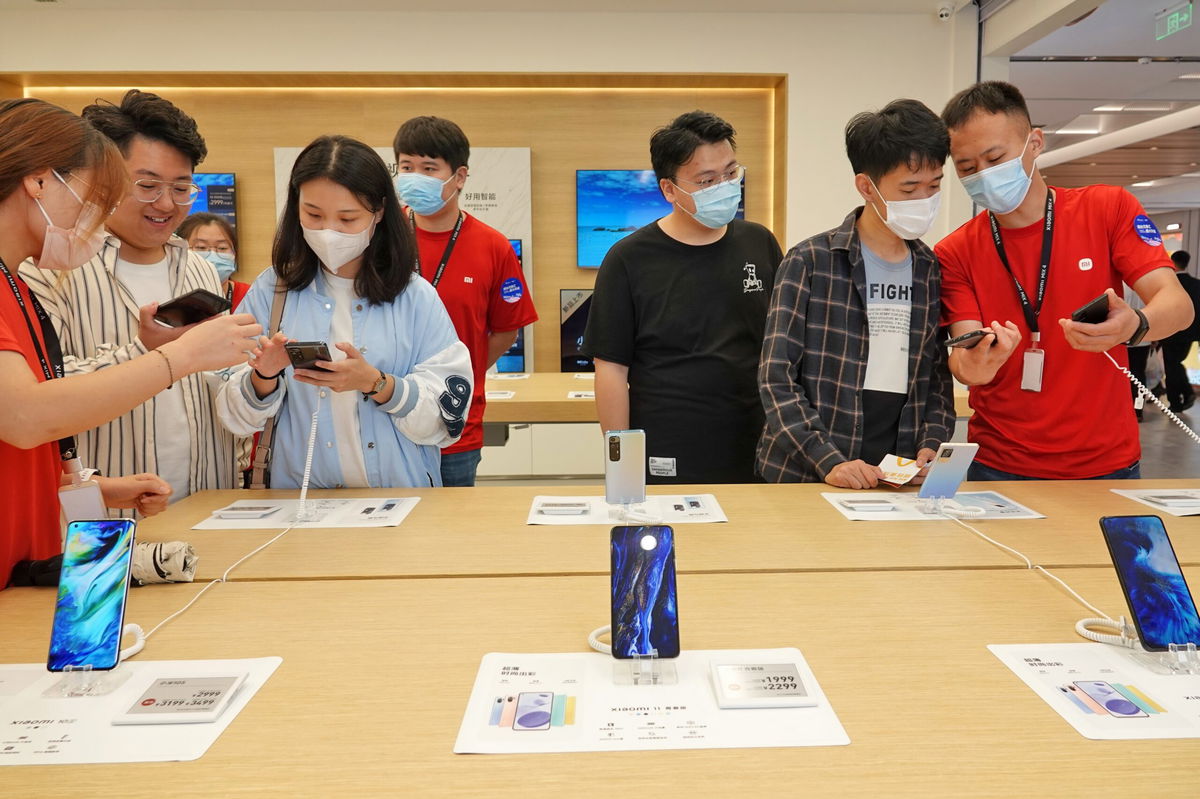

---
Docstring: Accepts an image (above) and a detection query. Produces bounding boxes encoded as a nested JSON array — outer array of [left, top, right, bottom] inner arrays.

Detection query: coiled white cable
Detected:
[[588, 624, 612, 655], [127, 393, 323, 656], [1106, 351, 1200, 445]]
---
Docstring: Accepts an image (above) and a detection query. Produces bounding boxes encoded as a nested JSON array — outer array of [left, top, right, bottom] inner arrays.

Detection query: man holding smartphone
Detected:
[[935, 81, 1192, 480], [585, 111, 782, 484], [22, 90, 239, 503], [757, 100, 954, 486]]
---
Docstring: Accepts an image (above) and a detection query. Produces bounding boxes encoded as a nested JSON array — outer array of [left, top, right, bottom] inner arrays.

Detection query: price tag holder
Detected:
[[112, 673, 248, 725], [709, 662, 818, 709]]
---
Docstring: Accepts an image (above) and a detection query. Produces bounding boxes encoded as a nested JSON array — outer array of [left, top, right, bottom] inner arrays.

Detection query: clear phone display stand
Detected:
[[608, 502, 659, 525], [1130, 642, 1200, 675], [49, 663, 134, 698], [612, 650, 678, 686]]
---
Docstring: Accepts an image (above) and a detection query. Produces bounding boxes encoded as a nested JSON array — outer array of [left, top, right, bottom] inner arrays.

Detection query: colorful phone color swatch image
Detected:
[[488, 693, 577, 730], [1058, 681, 1166, 718]]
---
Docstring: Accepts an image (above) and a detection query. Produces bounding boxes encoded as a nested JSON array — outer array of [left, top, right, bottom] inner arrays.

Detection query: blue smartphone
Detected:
[[47, 519, 136, 672], [1100, 515, 1200, 651], [917, 442, 979, 499], [610, 525, 679, 659]]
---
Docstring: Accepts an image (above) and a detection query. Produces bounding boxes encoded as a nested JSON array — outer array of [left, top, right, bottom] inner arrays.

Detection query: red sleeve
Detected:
[[230, 280, 251, 311], [487, 239, 538, 333], [935, 232, 983, 327], [1105, 186, 1174, 286]]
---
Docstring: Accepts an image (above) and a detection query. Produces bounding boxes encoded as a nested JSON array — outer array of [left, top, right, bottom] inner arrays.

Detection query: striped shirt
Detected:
[[20, 236, 239, 505], [756, 208, 954, 482]]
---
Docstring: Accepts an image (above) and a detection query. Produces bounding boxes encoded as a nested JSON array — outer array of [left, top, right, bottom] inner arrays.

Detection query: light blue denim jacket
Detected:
[[216, 268, 472, 488]]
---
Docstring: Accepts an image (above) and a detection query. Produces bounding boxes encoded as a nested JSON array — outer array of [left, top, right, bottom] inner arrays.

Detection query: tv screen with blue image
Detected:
[[188, 173, 237, 228], [576, 169, 744, 268]]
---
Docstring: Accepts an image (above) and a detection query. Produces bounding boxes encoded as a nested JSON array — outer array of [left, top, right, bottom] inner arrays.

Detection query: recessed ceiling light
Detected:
[[1150, 146, 1159, 150], [1056, 127, 1101, 135], [1131, 175, 1140, 179], [1178, 73, 1200, 80], [1132, 181, 1155, 187], [1167, 223, 1182, 231], [1089, 162, 1098, 166], [1093, 104, 1124, 112]]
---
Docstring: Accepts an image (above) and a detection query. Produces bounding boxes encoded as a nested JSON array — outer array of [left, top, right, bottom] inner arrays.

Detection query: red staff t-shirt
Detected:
[[936, 185, 1172, 479], [412, 213, 538, 454], [0, 273, 65, 586]]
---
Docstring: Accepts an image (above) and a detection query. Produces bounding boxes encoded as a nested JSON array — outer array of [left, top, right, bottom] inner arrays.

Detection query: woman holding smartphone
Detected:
[[0, 99, 262, 586], [216, 135, 471, 488]]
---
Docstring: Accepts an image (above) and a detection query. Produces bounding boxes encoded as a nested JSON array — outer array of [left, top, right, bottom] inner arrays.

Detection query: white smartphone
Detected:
[[917, 443, 980, 500], [512, 691, 554, 731], [214, 504, 282, 519], [604, 429, 646, 505], [58, 479, 106, 524]]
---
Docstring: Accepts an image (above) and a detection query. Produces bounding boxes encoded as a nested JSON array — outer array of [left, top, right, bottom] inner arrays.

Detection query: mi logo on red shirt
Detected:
[[1078, 258, 1093, 271]]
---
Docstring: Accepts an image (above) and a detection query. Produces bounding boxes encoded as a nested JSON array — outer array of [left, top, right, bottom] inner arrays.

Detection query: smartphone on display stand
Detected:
[[605, 429, 646, 506], [917, 442, 980, 500], [47, 519, 136, 672], [610, 525, 679, 659], [284, 341, 333, 371], [153, 288, 232, 328], [1099, 515, 1200, 651]]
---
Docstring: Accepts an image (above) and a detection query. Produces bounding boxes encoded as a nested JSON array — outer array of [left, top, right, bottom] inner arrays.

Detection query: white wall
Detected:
[[0, 8, 973, 245]]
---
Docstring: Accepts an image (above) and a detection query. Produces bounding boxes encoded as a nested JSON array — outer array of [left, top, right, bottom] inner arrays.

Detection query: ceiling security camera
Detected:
[[937, 2, 954, 20]]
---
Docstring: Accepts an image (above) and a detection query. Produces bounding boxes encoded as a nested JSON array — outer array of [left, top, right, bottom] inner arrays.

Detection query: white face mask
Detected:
[[868, 177, 941, 241], [302, 221, 375, 273], [32, 171, 107, 271]]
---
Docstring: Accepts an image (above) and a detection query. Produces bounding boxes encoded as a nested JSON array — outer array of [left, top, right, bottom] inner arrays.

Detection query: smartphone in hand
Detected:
[[284, 341, 333, 371], [153, 288, 231, 327]]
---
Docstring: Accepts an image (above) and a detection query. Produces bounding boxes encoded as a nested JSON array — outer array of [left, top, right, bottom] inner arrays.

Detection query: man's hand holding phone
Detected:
[[1059, 288, 1141, 352], [138, 302, 196, 350], [947, 319, 1021, 386]]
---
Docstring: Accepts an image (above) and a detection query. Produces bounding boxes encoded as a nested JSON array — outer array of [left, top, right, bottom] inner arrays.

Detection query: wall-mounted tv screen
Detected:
[[188, 173, 237, 229], [495, 239, 526, 373], [560, 289, 594, 372], [576, 169, 744, 268]]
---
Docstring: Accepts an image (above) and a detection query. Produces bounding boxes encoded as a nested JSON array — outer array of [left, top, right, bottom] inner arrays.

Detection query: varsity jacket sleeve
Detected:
[[215, 363, 287, 436], [19, 255, 148, 374], [376, 337, 473, 448], [758, 243, 846, 479], [375, 277, 473, 447]]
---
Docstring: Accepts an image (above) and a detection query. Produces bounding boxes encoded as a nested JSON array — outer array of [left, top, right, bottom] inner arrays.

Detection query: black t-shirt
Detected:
[[583, 219, 782, 483]]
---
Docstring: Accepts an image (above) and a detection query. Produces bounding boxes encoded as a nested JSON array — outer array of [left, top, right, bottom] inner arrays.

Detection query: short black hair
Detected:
[[649, 110, 736, 181], [82, 89, 207, 168], [941, 81, 1032, 131], [274, 135, 414, 305], [845, 99, 949, 182], [392, 116, 470, 172], [1173, 250, 1192, 269], [176, 212, 238, 255]]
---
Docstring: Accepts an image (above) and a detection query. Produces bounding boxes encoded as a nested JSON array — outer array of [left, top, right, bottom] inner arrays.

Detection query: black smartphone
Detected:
[[153, 288, 232, 327], [1099, 515, 1200, 651], [1070, 292, 1110, 325], [284, 341, 332, 371], [610, 525, 679, 659], [48, 519, 136, 672], [947, 329, 990, 349]]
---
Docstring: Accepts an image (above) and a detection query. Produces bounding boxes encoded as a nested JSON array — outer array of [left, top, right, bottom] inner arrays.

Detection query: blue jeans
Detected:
[[440, 448, 482, 487], [967, 460, 1141, 481]]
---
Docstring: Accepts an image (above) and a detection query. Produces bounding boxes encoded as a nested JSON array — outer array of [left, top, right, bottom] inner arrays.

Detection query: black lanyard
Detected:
[[988, 189, 1054, 338], [0, 257, 78, 461], [409, 210, 463, 288]]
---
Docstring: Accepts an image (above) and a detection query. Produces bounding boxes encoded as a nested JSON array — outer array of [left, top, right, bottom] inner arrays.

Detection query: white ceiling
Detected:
[[0, 0, 944, 12], [1012, 0, 1200, 209]]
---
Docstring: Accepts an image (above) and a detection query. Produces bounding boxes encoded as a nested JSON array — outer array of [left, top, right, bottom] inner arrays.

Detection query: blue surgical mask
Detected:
[[960, 133, 1033, 215], [394, 172, 455, 216], [673, 177, 742, 229], [201, 250, 237, 281]]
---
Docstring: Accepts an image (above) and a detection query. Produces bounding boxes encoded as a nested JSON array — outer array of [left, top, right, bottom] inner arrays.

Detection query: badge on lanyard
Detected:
[[1021, 333, 1044, 392]]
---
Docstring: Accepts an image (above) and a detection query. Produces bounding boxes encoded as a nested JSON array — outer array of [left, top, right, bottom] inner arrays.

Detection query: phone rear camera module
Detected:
[[608, 437, 620, 461]]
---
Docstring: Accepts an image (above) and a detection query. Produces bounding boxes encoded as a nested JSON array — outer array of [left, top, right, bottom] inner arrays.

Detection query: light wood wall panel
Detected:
[[33, 79, 780, 372]]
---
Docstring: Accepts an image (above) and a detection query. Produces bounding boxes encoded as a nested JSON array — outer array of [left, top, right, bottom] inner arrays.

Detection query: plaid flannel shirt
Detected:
[[756, 208, 954, 482]]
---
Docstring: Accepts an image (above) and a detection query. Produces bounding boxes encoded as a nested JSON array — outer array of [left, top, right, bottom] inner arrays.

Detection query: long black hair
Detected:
[[273, 135, 414, 305]]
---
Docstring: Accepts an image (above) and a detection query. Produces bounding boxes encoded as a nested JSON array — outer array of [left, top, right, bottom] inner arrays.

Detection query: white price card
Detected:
[[113, 674, 247, 725], [710, 662, 818, 709]]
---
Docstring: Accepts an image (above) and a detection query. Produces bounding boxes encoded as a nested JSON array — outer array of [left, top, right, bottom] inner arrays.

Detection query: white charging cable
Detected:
[[1108, 351, 1200, 444], [940, 512, 1139, 648], [124, 392, 323, 658], [588, 624, 612, 655]]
